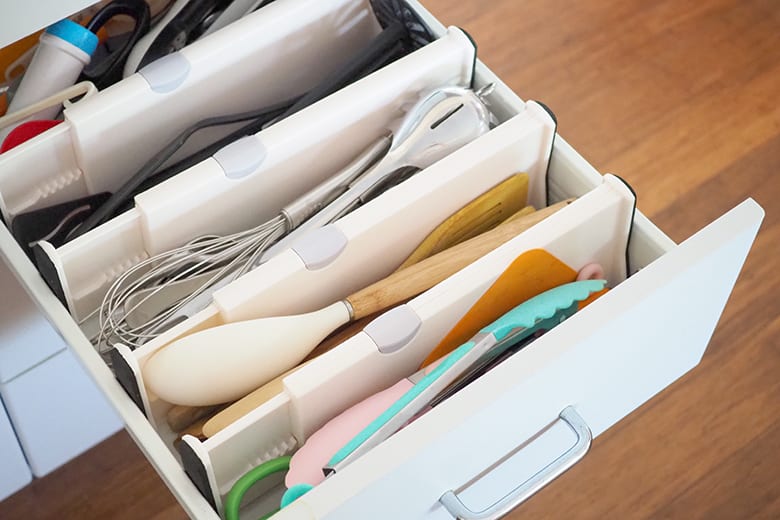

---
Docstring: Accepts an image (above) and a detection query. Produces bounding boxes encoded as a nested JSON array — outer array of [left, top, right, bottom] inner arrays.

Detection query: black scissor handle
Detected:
[[81, 0, 152, 89]]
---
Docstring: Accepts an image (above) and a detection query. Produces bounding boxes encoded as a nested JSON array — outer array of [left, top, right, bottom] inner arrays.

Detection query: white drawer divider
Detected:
[[36, 27, 479, 322], [0, 0, 382, 221]]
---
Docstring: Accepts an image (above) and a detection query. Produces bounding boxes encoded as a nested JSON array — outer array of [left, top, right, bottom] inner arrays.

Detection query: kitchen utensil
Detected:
[[257, 83, 496, 261], [95, 84, 494, 351], [323, 280, 607, 475], [420, 248, 579, 367], [199, 205, 545, 437], [143, 199, 572, 406], [397, 173, 529, 269], [280, 280, 606, 498]]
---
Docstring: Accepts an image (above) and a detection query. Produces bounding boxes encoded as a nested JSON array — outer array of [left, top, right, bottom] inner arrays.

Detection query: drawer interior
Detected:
[[104, 97, 562, 510], [2, 1, 757, 519], [0, 125, 673, 520], [0, 0, 390, 223], [178, 174, 637, 517], [37, 27, 478, 323]]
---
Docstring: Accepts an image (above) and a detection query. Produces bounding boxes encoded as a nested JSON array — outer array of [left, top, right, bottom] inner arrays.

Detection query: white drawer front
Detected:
[[288, 199, 763, 519], [0, 0, 96, 49], [0, 348, 122, 476], [0, 257, 65, 381]]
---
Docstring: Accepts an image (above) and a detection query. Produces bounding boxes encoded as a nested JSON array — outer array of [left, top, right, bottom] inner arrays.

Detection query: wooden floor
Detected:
[[2, 0, 778, 518]]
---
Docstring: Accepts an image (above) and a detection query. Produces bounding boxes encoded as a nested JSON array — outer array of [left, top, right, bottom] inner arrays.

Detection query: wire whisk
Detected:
[[95, 214, 287, 354], [92, 134, 393, 355], [91, 84, 495, 356]]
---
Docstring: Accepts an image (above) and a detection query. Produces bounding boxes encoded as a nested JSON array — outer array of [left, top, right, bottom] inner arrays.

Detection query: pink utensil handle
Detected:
[[286, 378, 414, 487]]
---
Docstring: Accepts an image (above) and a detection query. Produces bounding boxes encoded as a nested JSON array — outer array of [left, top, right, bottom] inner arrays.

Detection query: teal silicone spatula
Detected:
[[324, 279, 606, 474], [280, 279, 606, 508]]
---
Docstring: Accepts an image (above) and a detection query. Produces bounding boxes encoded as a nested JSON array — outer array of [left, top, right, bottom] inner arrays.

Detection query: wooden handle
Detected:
[[202, 362, 310, 438], [304, 314, 376, 361], [397, 174, 529, 269], [500, 204, 537, 225], [166, 404, 222, 433], [345, 198, 574, 319]]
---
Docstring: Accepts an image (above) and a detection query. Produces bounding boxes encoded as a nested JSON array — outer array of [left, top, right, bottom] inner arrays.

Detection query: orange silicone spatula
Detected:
[[420, 248, 578, 368]]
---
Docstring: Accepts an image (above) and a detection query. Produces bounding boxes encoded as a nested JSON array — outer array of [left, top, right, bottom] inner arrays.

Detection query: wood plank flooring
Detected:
[[1, 0, 778, 518]]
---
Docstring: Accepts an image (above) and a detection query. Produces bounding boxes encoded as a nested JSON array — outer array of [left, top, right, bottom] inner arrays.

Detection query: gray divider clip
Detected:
[[213, 136, 267, 180], [138, 52, 191, 93], [364, 305, 422, 354], [291, 225, 348, 270]]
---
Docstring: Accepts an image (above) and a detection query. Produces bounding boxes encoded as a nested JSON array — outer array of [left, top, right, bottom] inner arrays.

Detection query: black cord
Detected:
[[69, 95, 299, 239], [122, 24, 409, 210], [251, 0, 276, 12], [139, 0, 232, 69], [67, 3, 426, 241], [135, 28, 407, 201], [269, 22, 407, 125], [351, 41, 405, 82], [128, 100, 289, 193]]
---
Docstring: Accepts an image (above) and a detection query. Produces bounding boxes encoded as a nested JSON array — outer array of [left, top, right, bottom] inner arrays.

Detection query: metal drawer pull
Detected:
[[439, 406, 592, 520]]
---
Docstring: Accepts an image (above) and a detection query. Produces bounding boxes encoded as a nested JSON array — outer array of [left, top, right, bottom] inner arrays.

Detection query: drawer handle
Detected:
[[439, 406, 591, 520]]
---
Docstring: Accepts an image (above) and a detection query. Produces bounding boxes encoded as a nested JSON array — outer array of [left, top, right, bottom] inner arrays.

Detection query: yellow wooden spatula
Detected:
[[398, 174, 529, 269]]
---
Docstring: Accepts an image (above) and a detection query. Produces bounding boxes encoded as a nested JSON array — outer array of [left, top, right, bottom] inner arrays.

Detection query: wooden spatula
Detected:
[[397, 174, 529, 269], [168, 182, 533, 433]]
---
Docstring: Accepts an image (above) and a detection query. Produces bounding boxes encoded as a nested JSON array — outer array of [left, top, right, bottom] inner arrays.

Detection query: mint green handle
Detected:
[[485, 279, 605, 340], [328, 339, 476, 466], [326, 280, 606, 469]]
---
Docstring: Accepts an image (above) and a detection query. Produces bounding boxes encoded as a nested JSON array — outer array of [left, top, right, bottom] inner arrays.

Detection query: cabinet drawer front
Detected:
[[0, 0, 95, 49], [0, 349, 122, 476], [291, 200, 762, 519], [0, 256, 65, 381]]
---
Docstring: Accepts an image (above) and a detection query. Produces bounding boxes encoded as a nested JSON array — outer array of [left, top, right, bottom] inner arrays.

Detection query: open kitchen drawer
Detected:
[[0, 0, 763, 519]]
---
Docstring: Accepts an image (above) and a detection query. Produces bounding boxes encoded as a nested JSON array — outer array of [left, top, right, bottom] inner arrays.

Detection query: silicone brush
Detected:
[[281, 279, 606, 495]]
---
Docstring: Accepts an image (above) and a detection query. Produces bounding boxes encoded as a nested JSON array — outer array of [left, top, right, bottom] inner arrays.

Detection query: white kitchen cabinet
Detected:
[[0, 397, 30, 502], [0, 256, 122, 478], [0, 1, 98, 49]]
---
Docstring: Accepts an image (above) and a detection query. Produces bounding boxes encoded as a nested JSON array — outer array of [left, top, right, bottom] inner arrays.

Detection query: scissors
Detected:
[[80, 0, 152, 89]]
